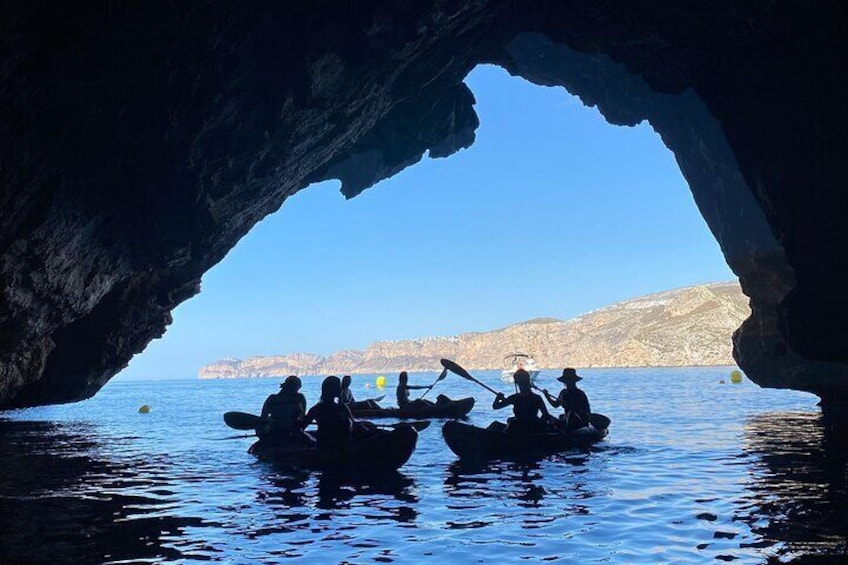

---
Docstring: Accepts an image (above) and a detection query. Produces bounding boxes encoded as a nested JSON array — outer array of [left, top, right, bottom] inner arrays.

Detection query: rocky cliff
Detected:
[[199, 282, 749, 377], [3, 2, 848, 407]]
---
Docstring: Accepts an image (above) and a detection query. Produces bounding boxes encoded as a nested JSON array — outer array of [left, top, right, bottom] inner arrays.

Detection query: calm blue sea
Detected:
[[1, 367, 846, 564]]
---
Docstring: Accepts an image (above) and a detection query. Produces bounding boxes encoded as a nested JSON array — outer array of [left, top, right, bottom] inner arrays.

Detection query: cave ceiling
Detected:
[[1, 1, 847, 408]]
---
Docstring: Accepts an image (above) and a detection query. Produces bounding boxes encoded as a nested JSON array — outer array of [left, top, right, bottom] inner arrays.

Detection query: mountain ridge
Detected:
[[198, 281, 749, 379]]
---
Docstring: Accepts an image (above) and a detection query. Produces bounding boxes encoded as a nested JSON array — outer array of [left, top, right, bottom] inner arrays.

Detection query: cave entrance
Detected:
[[119, 64, 736, 381]]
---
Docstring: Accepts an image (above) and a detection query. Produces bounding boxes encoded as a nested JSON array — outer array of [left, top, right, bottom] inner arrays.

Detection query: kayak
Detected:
[[441, 420, 608, 461], [350, 397, 475, 419], [248, 424, 418, 473]]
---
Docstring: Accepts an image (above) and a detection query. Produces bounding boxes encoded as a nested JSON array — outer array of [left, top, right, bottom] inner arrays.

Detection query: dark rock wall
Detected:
[[1, 1, 846, 408]]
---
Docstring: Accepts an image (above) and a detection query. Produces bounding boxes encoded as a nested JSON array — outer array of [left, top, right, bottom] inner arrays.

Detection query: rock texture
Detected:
[[2, 2, 847, 407], [199, 282, 749, 377]]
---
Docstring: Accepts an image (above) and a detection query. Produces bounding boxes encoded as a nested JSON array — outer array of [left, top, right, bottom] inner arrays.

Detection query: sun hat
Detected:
[[557, 368, 582, 383]]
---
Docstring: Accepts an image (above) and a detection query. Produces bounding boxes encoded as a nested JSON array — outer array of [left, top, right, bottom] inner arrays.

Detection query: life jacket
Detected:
[[314, 403, 352, 450], [340, 388, 355, 404], [506, 393, 545, 434], [397, 385, 410, 407], [559, 388, 590, 414], [265, 393, 302, 434]]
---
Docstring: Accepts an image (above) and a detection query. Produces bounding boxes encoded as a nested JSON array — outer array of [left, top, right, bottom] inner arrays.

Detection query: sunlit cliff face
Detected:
[[1, 2, 847, 408]]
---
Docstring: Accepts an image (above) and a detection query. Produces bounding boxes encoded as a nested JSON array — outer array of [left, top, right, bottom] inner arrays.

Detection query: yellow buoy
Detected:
[[730, 370, 743, 384], [375, 375, 386, 388], [138, 404, 151, 413]]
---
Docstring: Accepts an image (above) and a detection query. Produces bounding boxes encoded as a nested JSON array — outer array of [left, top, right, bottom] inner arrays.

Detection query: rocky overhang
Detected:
[[2, 2, 847, 407]]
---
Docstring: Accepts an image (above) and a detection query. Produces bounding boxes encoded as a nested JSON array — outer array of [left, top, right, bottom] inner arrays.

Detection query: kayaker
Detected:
[[341, 374, 381, 410], [543, 367, 591, 431], [259, 375, 309, 443], [304, 375, 354, 450], [397, 371, 450, 410], [340, 375, 355, 404], [492, 369, 551, 433]]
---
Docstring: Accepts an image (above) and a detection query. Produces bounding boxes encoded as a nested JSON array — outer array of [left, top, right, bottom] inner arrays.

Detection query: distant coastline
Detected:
[[199, 281, 749, 379]]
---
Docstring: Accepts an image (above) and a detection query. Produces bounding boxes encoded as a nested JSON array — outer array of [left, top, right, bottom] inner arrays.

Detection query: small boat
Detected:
[[248, 425, 418, 473], [441, 420, 608, 461], [350, 397, 475, 419], [500, 353, 541, 383]]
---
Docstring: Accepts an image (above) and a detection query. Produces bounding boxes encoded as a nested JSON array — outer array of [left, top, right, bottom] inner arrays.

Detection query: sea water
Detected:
[[1, 367, 846, 564]]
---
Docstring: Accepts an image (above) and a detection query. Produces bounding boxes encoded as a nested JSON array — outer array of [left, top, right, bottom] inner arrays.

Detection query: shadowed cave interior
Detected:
[[1, 2, 847, 409]]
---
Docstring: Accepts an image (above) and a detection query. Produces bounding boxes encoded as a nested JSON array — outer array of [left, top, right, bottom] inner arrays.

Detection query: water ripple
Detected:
[[1, 368, 847, 563]]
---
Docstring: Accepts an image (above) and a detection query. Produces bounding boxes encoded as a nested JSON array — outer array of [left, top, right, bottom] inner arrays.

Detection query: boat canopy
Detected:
[[503, 353, 534, 361]]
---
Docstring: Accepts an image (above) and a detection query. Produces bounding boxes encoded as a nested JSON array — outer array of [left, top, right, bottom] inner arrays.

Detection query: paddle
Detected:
[[531, 384, 558, 404], [388, 420, 431, 432], [223, 411, 431, 433], [419, 368, 448, 400], [224, 411, 261, 431], [212, 433, 256, 440], [440, 358, 500, 396]]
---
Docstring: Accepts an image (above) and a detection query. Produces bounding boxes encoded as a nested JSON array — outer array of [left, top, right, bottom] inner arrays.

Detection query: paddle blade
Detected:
[[358, 420, 431, 432], [589, 413, 611, 431], [440, 358, 473, 380], [224, 411, 261, 431], [396, 420, 431, 432], [441, 358, 500, 396]]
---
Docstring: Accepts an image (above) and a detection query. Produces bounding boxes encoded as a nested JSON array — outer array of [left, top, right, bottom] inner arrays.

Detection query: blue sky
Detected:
[[118, 65, 734, 380]]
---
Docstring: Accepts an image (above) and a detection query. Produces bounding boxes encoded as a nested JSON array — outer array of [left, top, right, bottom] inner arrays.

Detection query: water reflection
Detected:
[[255, 465, 419, 520], [0, 419, 213, 563], [446, 460, 545, 505], [443, 456, 596, 530], [0, 418, 424, 562], [6, 375, 848, 564], [740, 411, 848, 561]]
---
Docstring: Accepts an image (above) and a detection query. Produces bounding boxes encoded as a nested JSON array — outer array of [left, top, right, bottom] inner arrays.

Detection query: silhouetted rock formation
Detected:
[[200, 282, 749, 377], [2, 2, 846, 407]]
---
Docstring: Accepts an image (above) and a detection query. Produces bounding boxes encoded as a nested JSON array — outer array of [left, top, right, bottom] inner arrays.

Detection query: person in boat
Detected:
[[340, 375, 355, 404], [259, 375, 310, 444], [492, 369, 551, 433], [340, 374, 381, 410], [397, 371, 449, 410], [542, 367, 591, 431], [303, 375, 355, 450]]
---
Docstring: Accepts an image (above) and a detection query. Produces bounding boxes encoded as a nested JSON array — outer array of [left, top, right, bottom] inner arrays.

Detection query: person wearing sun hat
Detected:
[[542, 368, 591, 431]]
